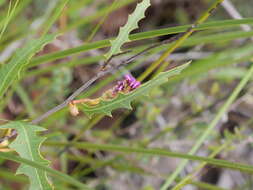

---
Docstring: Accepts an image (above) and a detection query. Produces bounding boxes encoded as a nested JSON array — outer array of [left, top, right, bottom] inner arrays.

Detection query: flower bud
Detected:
[[69, 102, 79, 116]]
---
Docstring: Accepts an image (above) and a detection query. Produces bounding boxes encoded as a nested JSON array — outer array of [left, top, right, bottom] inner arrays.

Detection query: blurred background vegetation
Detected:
[[0, 0, 253, 189]]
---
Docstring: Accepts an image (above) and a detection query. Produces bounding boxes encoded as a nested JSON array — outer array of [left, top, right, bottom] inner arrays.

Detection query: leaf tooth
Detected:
[[121, 101, 132, 110], [16, 165, 24, 175], [102, 110, 113, 117], [85, 112, 94, 119]]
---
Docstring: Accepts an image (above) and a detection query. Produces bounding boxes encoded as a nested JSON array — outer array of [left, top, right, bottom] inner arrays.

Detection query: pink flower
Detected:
[[130, 81, 140, 89], [113, 74, 141, 94], [124, 74, 136, 84], [116, 81, 124, 91], [124, 74, 141, 90]]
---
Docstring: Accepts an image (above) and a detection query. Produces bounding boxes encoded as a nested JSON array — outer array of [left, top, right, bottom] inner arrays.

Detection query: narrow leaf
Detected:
[[0, 122, 53, 190], [45, 141, 253, 174], [80, 63, 190, 117], [104, 0, 151, 59], [0, 34, 57, 99]]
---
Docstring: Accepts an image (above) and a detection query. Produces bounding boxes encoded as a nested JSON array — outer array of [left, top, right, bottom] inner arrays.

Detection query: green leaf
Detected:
[[80, 63, 190, 117], [104, 0, 151, 59], [0, 152, 92, 190], [0, 122, 53, 190], [0, 34, 57, 100]]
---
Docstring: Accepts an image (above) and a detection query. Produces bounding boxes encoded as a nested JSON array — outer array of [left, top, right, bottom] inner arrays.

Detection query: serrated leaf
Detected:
[[0, 34, 57, 99], [104, 0, 151, 60], [81, 63, 190, 117], [0, 122, 53, 190]]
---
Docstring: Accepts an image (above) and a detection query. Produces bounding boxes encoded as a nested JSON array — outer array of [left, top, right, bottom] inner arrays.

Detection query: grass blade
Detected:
[[45, 141, 253, 174], [40, 0, 69, 36]]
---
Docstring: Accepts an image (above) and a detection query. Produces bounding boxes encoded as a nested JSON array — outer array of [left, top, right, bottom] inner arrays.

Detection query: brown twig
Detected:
[[101, 31, 187, 70], [101, 50, 132, 70]]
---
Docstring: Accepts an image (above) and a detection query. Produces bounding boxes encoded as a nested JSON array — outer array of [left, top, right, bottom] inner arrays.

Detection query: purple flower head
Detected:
[[113, 74, 141, 95], [130, 81, 141, 89], [124, 74, 136, 84], [116, 81, 124, 91], [124, 74, 141, 90], [113, 81, 124, 94]]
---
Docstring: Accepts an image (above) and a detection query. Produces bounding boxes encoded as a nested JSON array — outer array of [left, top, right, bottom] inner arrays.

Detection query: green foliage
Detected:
[[168, 44, 253, 84], [1, 0, 253, 190], [80, 63, 189, 117], [0, 122, 52, 190], [162, 61, 253, 189], [40, 0, 69, 36], [0, 0, 5, 7], [30, 18, 253, 66], [0, 34, 57, 100], [104, 0, 151, 59], [0, 152, 91, 190], [0, 0, 20, 41]]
